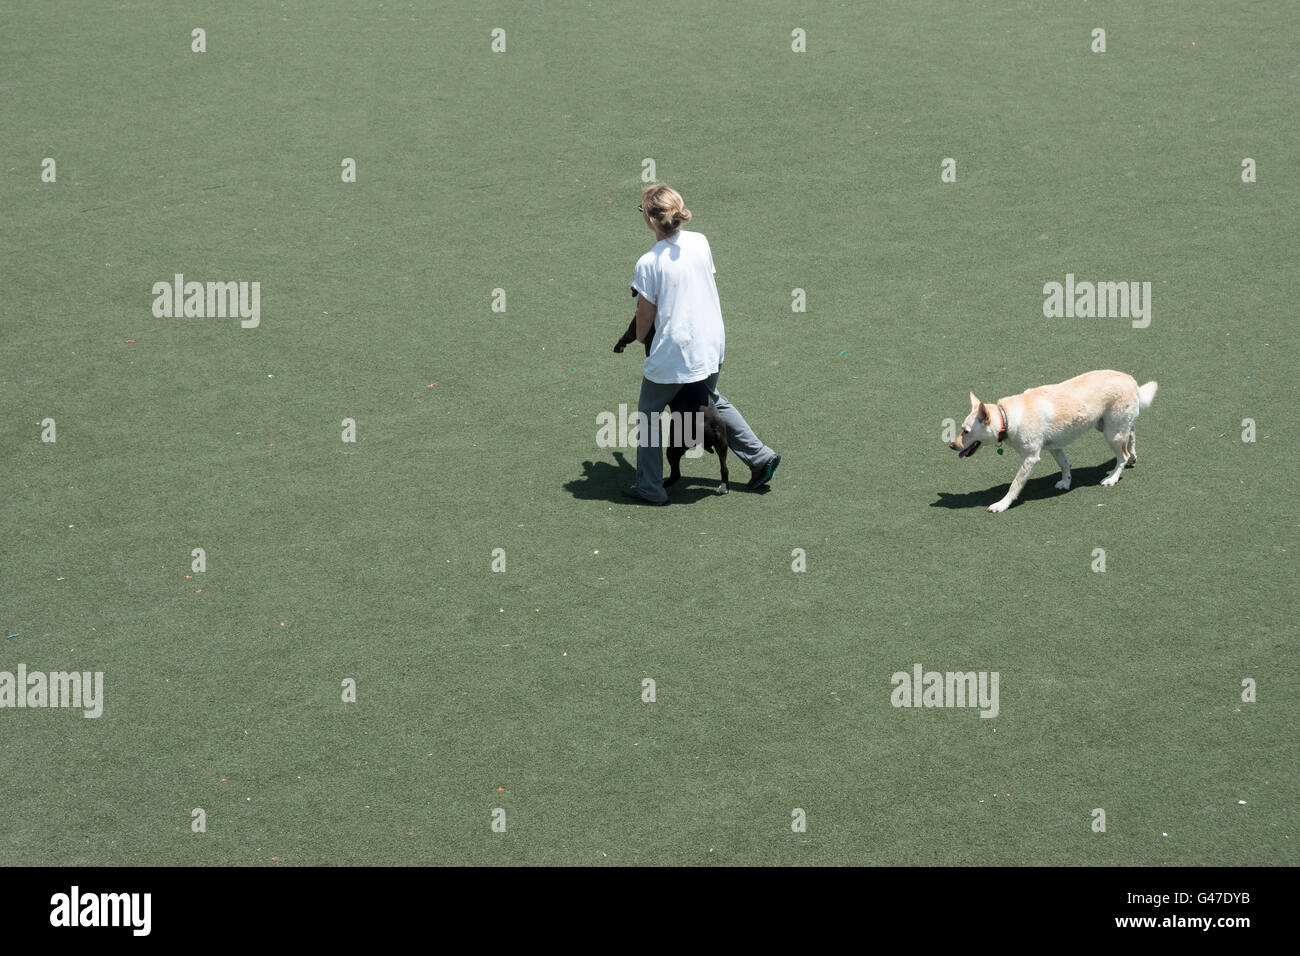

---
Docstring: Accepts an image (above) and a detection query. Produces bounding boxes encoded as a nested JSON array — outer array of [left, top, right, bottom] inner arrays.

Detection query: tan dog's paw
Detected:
[[1055, 478, 1071, 491], [1101, 474, 1120, 487]]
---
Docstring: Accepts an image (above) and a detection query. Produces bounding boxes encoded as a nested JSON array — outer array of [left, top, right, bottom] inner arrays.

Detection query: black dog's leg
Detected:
[[664, 447, 685, 487], [663, 409, 684, 487], [714, 437, 729, 494], [705, 404, 728, 495]]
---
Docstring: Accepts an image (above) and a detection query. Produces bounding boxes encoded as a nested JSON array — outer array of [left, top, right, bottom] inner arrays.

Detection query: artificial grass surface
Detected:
[[1, 0, 1293, 865]]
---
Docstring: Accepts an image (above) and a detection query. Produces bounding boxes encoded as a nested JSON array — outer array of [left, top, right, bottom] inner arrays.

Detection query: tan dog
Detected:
[[949, 370, 1158, 513]]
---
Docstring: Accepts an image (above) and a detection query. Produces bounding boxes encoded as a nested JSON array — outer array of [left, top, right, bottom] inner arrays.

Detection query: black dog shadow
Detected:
[[565, 454, 632, 501], [565, 452, 739, 504], [931, 461, 1117, 510]]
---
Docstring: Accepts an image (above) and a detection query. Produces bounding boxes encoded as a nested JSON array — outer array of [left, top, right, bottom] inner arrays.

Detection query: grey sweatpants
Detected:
[[630, 370, 775, 502]]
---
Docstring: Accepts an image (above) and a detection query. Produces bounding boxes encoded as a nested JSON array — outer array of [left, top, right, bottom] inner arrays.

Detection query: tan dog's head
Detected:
[[949, 392, 994, 458]]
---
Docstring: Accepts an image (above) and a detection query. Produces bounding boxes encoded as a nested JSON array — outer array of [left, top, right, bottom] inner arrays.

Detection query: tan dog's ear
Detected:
[[969, 391, 980, 410], [976, 402, 989, 423]]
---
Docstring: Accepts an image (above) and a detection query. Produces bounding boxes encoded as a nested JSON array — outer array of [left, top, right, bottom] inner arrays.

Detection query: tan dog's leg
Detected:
[[1101, 433, 1130, 486], [1049, 447, 1072, 490], [989, 452, 1039, 513]]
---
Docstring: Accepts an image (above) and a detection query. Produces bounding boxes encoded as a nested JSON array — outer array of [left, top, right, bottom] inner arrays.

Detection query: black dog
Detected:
[[614, 304, 730, 495]]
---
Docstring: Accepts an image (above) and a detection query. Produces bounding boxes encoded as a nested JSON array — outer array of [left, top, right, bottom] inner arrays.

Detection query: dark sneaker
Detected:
[[621, 483, 670, 506], [747, 454, 780, 490]]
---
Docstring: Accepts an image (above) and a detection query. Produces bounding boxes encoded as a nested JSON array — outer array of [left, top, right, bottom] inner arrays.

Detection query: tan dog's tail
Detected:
[[1138, 381, 1158, 409]]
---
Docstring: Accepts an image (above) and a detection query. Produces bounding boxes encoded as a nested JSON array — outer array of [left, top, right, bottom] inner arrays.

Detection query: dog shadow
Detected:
[[564, 453, 739, 504], [931, 461, 1118, 510], [565, 455, 632, 501]]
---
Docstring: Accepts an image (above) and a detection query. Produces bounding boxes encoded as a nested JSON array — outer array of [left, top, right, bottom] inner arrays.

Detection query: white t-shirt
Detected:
[[631, 230, 726, 384]]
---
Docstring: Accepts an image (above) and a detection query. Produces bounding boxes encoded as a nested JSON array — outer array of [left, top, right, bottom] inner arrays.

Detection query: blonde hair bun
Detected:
[[641, 184, 692, 233]]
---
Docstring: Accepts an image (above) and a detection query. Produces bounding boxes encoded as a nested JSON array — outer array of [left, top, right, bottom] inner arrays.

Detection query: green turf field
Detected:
[[2, 0, 1294, 866]]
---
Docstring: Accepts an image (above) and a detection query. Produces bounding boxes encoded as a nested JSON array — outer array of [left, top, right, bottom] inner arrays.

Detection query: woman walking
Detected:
[[621, 184, 780, 505]]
